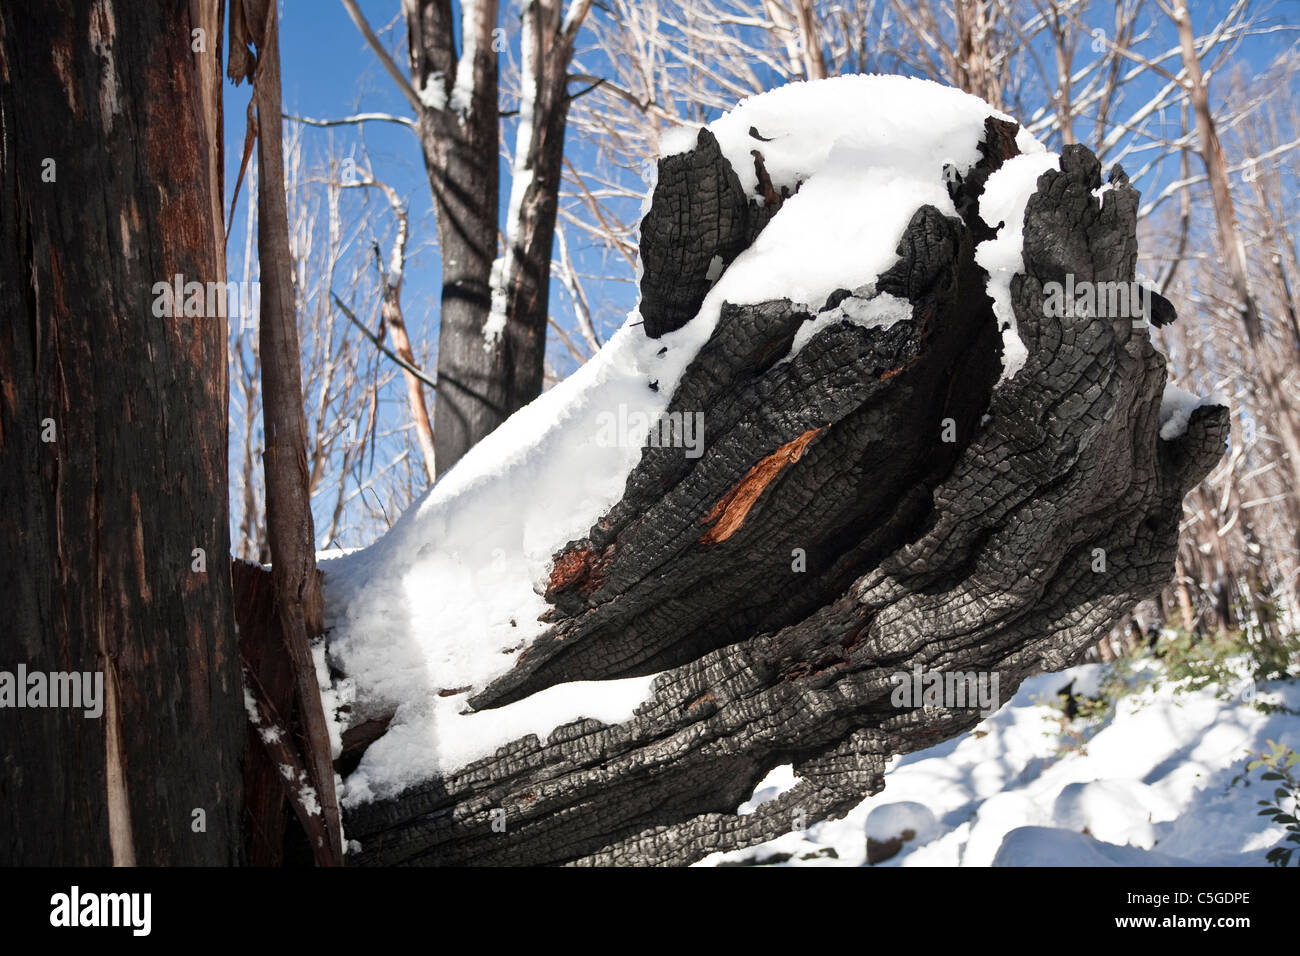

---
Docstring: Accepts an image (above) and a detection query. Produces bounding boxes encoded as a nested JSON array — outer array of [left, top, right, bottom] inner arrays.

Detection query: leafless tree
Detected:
[[338, 0, 597, 475]]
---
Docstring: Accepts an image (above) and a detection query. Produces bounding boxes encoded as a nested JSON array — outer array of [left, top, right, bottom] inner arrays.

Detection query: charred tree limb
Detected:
[[338, 128, 1227, 867]]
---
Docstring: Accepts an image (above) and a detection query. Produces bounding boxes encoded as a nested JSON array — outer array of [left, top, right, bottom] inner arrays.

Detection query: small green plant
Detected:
[[1038, 697, 1091, 757], [1039, 625, 1298, 755], [1232, 740, 1300, 867], [1155, 625, 1299, 714]]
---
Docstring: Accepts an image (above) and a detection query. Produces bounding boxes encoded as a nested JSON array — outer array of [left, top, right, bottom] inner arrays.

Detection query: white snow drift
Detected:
[[699, 667, 1299, 867]]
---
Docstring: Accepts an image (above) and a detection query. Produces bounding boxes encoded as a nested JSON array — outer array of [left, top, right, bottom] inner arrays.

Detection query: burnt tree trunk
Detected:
[[400, 0, 591, 475], [403, 0, 504, 475], [337, 127, 1227, 866], [0, 0, 244, 864]]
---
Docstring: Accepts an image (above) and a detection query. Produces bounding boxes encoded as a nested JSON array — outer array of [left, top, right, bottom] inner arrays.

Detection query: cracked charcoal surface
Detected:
[[472, 203, 1000, 709], [342, 130, 1226, 867], [637, 128, 777, 338]]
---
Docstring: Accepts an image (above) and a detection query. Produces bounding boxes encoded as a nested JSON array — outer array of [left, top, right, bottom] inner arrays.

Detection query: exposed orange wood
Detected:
[[700, 425, 827, 545]]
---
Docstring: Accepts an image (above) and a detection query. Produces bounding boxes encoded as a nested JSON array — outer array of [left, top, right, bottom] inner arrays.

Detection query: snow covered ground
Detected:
[[698, 666, 1300, 867]]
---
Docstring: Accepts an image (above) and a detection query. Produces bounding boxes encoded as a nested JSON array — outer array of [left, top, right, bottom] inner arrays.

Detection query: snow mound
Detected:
[[1051, 779, 1179, 849], [991, 827, 1193, 866], [865, 801, 939, 844], [703, 74, 1043, 202]]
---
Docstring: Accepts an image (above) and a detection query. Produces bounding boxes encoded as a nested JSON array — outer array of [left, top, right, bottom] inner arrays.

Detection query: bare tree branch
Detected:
[[284, 110, 416, 129], [340, 0, 425, 114], [332, 292, 439, 391]]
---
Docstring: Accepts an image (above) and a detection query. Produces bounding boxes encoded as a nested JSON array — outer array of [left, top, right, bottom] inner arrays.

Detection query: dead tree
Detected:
[[337, 124, 1227, 866], [0, 0, 243, 865], [342, 0, 595, 476]]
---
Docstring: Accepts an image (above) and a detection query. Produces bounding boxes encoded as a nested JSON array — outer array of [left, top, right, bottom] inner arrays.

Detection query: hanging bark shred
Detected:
[[229, 0, 343, 867]]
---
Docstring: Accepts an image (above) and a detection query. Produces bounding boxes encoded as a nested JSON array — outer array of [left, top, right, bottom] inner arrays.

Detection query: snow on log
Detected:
[[320, 76, 1228, 866]]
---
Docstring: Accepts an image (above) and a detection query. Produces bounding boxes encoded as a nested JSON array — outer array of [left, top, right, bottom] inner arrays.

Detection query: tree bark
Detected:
[[402, 0, 504, 475], [0, 0, 244, 864], [494, 0, 591, 419], [336, 127, 1227, 866]]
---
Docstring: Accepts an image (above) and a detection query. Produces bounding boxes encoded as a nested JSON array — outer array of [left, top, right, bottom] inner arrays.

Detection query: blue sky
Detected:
[[223, 0, 1300, 361]]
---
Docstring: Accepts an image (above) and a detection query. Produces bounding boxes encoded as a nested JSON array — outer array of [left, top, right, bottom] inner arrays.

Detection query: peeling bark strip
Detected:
[[102, 659, 135, 868], [342, 129, 1226, 866], [0, 0, 244, 865], [233, 560, 295, 866], [700, 425, 827, 545], [241, 652, 332, 855], [230, 0, 343, 866]]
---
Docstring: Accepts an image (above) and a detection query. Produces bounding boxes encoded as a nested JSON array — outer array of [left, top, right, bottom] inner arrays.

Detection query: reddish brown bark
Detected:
[[0, 0, 244, 865]]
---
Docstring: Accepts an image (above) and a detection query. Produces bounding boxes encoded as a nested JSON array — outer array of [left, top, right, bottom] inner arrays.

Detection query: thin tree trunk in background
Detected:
[[496, 0, 592, 415], [792, 0, 828, 80], [401, 0, 504, 476], [1172, 2, 1300, 515], [953, 0, 1002, 109], [0, 0, 243, 864], [1173, 4, 1261, 343], [234, 0, 344, 865], [762, 0, 826, 80], [1050, 10, 1076, 144], [366, 183, 436, 481], [384, 292, 438, 481]]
